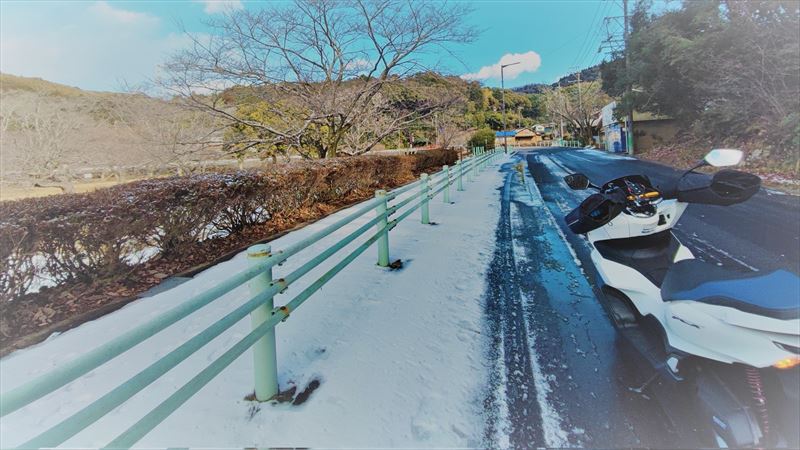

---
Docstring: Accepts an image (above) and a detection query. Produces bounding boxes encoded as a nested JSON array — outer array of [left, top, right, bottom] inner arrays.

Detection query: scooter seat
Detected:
[[661, 260, 800, 320]]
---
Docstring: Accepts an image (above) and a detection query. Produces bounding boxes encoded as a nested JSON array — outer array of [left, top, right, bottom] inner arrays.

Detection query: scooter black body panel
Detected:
[[599, 285, 799, 448]]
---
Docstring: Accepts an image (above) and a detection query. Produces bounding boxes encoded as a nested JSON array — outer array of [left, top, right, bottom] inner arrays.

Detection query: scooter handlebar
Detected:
[[662, 170, 761, 206]]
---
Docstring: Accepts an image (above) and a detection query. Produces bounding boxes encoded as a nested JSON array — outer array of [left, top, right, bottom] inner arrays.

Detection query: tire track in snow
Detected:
[[483, 168, 545, 448], [510, 202, 571, 448]]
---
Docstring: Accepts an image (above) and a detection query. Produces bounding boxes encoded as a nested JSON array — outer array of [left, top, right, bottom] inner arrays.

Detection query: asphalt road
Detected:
[[482, 148, 799, 448]]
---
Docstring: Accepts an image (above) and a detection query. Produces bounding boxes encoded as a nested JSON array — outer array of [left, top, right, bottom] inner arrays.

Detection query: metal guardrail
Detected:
[[521, 140, 583, 148], [0, 148, 501, 449], [563, 140, 582, 148]]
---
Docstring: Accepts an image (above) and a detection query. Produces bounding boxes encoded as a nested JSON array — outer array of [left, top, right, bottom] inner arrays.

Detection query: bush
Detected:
[[467, 128, 496, 150], [0, 149, 457, 303]]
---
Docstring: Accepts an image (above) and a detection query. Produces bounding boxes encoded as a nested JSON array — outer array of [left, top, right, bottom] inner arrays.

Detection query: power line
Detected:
[[573, 0, 612, 67], [569, 0, 607, 70], [599, 0, 627, 56]]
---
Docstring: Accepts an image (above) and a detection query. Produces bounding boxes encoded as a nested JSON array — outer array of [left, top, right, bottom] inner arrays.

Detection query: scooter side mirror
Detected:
[[704, 149, 743, 167], [564, 173, 591, 190]]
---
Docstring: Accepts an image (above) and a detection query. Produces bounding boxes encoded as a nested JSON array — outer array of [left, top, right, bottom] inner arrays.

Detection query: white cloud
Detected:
[[345, 58, 372, 71], [195, 0, 244, 14], [0, 3, 191, 92], [88, 1, 159, 25], [461, 51, 542, 81]]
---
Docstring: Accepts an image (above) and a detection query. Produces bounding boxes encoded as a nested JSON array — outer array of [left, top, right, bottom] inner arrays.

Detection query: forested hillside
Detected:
[[512, 65, 601, 94], [601, 0, 800, 173]]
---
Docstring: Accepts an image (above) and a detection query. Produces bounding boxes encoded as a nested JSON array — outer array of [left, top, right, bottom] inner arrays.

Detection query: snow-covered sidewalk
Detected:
[[1, 156, 509, 448]]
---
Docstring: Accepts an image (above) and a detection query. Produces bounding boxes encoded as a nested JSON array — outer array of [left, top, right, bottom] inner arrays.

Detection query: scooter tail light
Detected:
[[772, 356, 800, 370]]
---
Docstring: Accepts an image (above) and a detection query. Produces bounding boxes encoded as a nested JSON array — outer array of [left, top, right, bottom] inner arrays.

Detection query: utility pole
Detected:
[[570, 66, 583, 111], [600, 0, 634, 154], [558, 80, 565, 145], [570, 66, 584, 144], [501, 61, 520, 153], [577, 71, 583, 145], [623, 0, 634, 155]]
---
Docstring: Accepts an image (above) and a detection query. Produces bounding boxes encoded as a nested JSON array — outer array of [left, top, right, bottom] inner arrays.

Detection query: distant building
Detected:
[[630, 111, 679, 152], [601, 102, 627, 153], [600, 102, 677, 153], [532, 123, 556, 140], [495, 128, 544, 147]]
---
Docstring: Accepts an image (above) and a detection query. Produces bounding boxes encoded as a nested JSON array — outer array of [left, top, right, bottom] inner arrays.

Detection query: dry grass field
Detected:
[[0, 179, 139, 201]]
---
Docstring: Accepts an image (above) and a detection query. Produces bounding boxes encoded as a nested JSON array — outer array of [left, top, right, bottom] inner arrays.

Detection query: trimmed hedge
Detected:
[[0, 149, 457, 302]]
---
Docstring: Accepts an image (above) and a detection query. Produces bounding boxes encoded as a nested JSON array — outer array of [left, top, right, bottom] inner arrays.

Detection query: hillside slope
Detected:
[[512, 65, 600, 94], [0, 73, 224, 187]]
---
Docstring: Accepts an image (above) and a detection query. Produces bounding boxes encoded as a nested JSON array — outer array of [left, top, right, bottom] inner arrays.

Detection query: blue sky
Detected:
[[0, 0, 624, 92]]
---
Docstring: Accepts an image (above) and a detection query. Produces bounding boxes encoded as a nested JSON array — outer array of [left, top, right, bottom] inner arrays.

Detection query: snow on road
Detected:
[[539, 154, 572, 179], [575, 149, 636, 161], [509, 207, 570, 448], [0, 156, 510, 448], [527, 155, 586, 270]]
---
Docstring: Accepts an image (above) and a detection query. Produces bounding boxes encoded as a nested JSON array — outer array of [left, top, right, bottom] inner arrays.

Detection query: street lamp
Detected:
[[500, 61, 520, 154]]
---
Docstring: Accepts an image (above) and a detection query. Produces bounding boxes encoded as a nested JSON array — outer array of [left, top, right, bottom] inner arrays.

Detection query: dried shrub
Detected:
[[0, 210, 37, 299], [0, 149, 456, 303]]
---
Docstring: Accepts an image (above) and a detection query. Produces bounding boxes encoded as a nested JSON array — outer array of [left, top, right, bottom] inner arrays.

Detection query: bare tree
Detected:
[[160, 0, 474, 159], [3, 102, 82, 192], [339, 75, 465, 155], [543, 81, 610, 144], [114, 95, 223, 175], [432, 105, 467, 149], [0, 99, 19, 135]]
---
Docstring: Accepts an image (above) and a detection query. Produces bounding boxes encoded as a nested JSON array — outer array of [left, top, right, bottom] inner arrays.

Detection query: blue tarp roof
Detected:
[[495, 131, 516, 137]]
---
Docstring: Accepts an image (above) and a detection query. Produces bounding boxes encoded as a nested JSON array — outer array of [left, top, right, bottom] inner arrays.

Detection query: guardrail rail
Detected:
[[0, 147, 502, 449]]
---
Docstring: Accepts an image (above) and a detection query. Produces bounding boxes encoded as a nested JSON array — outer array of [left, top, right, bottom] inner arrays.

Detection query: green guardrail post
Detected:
[[443, 165, 451, 203], [247, 244, 279, 401], [471, 154, 477, 180], [375, 190, 389, 267], [420, 173, 430, 224], [457, 160, 464, 191]]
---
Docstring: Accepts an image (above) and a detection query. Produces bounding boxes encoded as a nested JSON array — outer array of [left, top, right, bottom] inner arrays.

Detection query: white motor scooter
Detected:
[[562, 149, 800, 448]]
